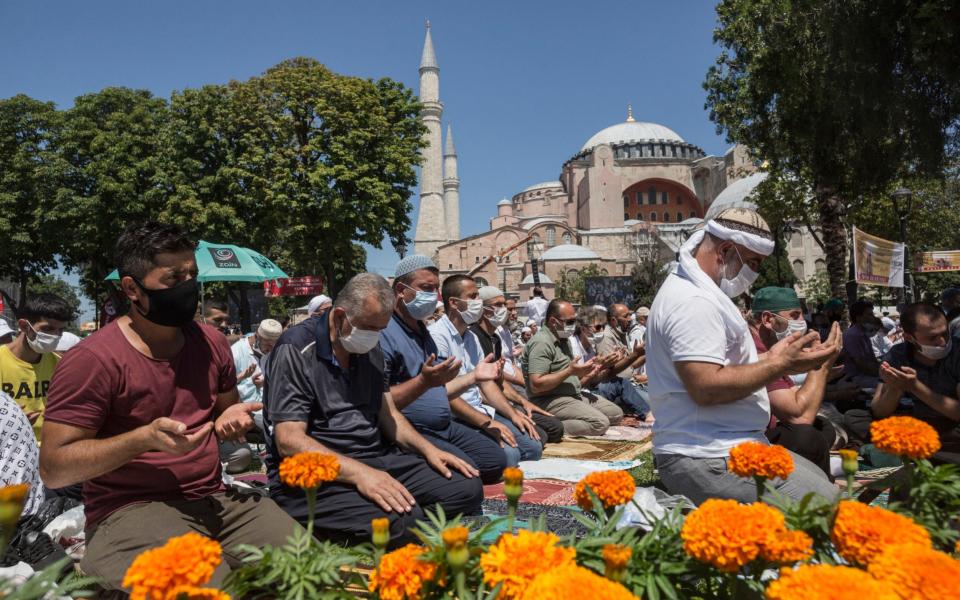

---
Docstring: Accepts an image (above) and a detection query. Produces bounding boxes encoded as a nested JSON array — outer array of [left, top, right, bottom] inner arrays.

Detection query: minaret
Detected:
[[443, 123, 460, 240], [412, 21, 448, 260]]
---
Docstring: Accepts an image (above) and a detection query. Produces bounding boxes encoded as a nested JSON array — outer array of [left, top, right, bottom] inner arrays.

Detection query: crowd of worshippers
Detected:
[[0, 215, 958, 593]]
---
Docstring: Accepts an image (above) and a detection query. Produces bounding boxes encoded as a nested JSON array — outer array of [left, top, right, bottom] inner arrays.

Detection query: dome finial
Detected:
[[626, 103, 635, 122]]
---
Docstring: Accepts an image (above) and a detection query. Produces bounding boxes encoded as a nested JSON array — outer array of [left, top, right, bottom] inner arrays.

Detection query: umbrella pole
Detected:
[[201, 282, 205, 321]]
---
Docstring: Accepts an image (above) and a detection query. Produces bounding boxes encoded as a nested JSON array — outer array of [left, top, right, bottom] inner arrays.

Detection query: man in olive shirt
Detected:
[[522, 299, 623, 436]]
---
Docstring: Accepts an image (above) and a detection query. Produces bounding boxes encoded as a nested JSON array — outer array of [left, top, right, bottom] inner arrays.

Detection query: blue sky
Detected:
[[1, 0, 729, 318]]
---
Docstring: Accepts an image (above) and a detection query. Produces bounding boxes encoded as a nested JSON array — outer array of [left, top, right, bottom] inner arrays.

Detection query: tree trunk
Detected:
[[816, 185, 850, 311]]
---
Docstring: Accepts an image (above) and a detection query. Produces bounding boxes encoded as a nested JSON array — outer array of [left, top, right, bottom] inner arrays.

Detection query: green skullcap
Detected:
[[751, 287, 801, 315]]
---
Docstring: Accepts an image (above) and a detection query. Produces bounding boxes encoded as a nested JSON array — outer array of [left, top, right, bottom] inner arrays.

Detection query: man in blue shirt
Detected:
[[430, 275, 543, 467], [380, 256, 507, 484]]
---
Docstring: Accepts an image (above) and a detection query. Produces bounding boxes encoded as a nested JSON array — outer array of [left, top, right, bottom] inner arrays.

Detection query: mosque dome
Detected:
[[521, 273, 554, 285], [541, 244, 600, 261], [497, 198, 511, 206], [581, 115, 685, 152], [704, 172, 767, 220], [522, 181, 563, 193]]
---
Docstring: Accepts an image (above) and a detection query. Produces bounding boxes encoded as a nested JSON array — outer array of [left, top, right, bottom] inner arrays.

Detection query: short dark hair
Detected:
[[901, 302, 946, 334], [17, 293, 75, 323], [116, 221, 197, 280], [202, 298, 228, 316], [545, 298, 567, 323], [849, 299, 873, 323], [441, 274, 473, 311], [532, 287, 544, 298]]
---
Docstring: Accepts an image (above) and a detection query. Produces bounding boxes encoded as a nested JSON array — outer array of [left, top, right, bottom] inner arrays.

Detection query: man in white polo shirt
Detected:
[[647, 208, 838, 505]]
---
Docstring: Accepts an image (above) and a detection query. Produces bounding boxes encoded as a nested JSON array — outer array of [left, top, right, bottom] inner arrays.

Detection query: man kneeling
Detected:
[[264, 273, 482, 546]]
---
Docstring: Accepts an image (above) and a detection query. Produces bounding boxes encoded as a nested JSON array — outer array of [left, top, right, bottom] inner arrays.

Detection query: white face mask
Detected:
[[338, 315, 380, 354], [455, 298, 484, 325], [26, 323, 61, 354], [486, 306, 508, 328], [590, 332, 604, 346], [772, 313, 808, 341], [556, 324, 576, 339], [916, 337, 952, 361], [719, 245, 760, 298]]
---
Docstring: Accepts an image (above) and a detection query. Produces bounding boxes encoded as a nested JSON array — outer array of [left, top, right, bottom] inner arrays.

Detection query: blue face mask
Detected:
[[401, 283, 438, 321]]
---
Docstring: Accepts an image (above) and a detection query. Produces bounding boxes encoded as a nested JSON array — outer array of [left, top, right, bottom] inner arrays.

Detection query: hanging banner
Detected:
[[263, 276, 325, 297], [914, 250, 960, 273], [853, 227, 905, 287]]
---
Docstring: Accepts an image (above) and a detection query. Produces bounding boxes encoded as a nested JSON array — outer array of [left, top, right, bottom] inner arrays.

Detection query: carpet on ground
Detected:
[[572, 425, 653, 442], [542, 438, 651, 461], [472, 499, 590, 539], [483, 478, 576, 506]]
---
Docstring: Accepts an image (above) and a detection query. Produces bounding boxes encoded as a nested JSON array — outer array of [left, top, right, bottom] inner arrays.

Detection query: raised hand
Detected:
[[474, 353, 501, 382], [769, 330, 837, 375], [569, 357, 596, 378], [237, 362, 257, 381], [215, 402, 262, 441], [879, 362, 918, 391], [146, 418, 214, 455], [421, 354, 462, 387]]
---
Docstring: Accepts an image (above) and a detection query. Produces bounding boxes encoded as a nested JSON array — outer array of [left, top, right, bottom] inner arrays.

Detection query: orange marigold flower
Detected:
[[368, 544, 437, 600], [122, 533, 222, 600], [441, 525, 469, 548], [602, 544, 632, 571], [480, 530, 576, 599], [520, 564, 638, 600], [681, 499, 786, 572], [0, 483, 29, 504], [760, 530, 814, 565], [831, 501, 931, 567], [870, 416, 941, 460], [278, 452, 340, 489], [574, 470, 636, 511], [867, 543, 960, 600], [503, 467, 524, 487], [765, 564, 898, 600], [728, 441, 794, 481], [164, 586, 231, 600]]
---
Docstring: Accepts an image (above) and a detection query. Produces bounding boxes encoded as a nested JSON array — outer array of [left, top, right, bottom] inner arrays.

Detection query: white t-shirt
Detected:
[[525, 297, 549, 326], [568, 334, 597, 362], [628, 324, 646, 348], [647, 273, 770, 458]]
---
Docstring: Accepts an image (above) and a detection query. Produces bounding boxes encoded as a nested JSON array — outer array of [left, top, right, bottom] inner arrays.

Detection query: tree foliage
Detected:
[[556, 264, 603, 306], [28, 274, 82, 321], [705, 0, 960, 304], [0, 95, 61, 305]]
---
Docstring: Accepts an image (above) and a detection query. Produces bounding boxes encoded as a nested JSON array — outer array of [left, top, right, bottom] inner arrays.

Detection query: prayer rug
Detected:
[[542, 437, 651, 461], [517, 457, 644, 482], [482, 478, 576, 506], [473, 499, 590, 538], [572, 425, 653, 442]]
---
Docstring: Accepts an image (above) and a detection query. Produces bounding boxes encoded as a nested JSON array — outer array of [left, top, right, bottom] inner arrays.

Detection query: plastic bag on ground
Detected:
[[616, 487, 695, 531]]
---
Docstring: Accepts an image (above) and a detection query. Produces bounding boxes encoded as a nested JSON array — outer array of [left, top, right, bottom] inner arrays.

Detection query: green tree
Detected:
[[705, 0, 960, 305], [167, 58, 424, 295], [0, 95, 61, 306], [556, 264, 603, 306], [753, 238, 797, 290], [49, 88, 170, 314], [801, 270, 831, 306]]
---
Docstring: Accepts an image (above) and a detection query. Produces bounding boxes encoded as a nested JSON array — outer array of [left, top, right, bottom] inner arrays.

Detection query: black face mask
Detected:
[[128, 276, 200, 328]]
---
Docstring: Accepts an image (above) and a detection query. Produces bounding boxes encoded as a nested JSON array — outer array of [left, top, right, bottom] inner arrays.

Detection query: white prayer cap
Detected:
[[0, 320, 13, 339], [307, 295, 332, 315], [521, 327, 532, 334], [706, 207, 775, 256], [257, 319, 283, 340]]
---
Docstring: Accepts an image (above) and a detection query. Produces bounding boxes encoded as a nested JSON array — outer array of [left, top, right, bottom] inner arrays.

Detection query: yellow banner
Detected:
[[853, 227, 905, 287], [914, 250, 960, 273]]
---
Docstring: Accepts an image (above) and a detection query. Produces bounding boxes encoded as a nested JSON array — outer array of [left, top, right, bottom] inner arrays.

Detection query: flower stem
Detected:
[[754, 476, 766, 503], [845, 473, 855, 498], [306, 487, 317, 541]]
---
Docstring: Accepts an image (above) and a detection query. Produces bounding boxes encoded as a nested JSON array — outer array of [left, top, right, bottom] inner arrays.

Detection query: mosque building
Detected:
[[411, 24, 821, 300]]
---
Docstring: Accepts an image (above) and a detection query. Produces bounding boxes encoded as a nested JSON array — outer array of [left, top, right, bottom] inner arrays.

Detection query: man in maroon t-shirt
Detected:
[[40, 222, 300, 592], [748, 287, 842, 476]]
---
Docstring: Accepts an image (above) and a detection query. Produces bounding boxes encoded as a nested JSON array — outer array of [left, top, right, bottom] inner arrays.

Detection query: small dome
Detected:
[[705, 172, 767, 220], [581, 121, 684, 152], [541, 244, 600, 261], [522, 180, 563, 193], [497, 198, 511, 206], [521, 273, 554, 285]]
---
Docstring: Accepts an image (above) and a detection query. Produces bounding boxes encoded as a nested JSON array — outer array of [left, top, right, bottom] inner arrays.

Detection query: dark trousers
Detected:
[[845, 408, 960, 466], [532, 412, 564, 443], [274, 451, 482, 547], [419, 421, 507, 484], [766, 419, 836, 477]]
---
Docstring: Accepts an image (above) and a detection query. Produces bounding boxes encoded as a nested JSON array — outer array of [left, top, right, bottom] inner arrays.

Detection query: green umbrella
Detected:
[[105, 240, 287, 282]]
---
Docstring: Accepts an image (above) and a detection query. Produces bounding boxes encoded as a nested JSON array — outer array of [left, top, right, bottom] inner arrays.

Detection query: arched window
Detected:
[[650, 212, 657, 221], [637, 213, 644, 221], [567, 269, 579, 278], [545, 226, 556, 247], [663, 213, 671, 222], [601, 269, 609, 276], [647, 186, 656, 205], [677, 212, 684, 222], [815, 259, 826, 273], [661, 191, 669, 205], [474, 277, 488, 287], [689, 211, 697, 219], [623, 196, 629, 209], [792, 260, 805, 280], [561, 232, 572, 245], [624, 212, 630, 220]]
